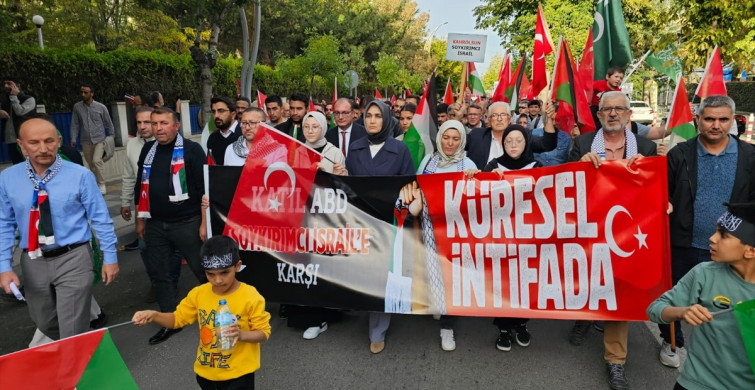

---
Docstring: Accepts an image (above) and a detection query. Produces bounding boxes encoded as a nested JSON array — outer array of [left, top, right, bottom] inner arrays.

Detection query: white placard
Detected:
[[445, 33, 487, 62]]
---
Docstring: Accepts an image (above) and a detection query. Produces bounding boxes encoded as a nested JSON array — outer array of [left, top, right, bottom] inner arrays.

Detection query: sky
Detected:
[[413, 0, 506, 75]]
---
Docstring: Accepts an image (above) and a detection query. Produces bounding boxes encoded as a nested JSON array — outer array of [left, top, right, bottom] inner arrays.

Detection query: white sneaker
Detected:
[[659, 341, 681, 368], [440, 329, 456, 351], [303, 322, 328, 340], [99, 184, 107, 195]]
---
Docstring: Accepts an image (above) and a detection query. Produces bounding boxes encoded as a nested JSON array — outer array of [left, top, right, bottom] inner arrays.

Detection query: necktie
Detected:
[[341, 131, 347, 157], [293, 125, 298, 139]]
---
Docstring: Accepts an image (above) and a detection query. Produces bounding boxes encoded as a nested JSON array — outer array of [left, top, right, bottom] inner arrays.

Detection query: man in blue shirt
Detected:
[[0, 117, 119, 341], [664, 95, 755, 368]]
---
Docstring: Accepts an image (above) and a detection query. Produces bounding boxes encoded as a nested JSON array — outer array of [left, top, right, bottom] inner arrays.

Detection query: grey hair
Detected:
[[698, 95, 735, 115], [487, 101, 510, 116], [598, 91, 630, 109]]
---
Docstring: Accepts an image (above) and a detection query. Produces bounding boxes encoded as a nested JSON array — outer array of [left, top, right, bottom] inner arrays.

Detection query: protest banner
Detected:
[[207, 131, 670, 321], [445, 33, 487, 63]]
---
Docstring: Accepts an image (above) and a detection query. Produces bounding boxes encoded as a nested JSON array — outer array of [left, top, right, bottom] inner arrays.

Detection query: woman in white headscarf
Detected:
[[398, 120, 478, 352], [301, 111, 347, 175], [416, 120, 477, 174]]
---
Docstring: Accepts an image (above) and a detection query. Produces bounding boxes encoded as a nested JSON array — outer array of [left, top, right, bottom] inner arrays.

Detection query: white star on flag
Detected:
[[634, 226, 648, 249], [268, 196, 282, 212]]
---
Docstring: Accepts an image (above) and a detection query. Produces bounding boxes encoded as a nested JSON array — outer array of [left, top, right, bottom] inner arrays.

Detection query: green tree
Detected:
[[482, 54, 503, 90]]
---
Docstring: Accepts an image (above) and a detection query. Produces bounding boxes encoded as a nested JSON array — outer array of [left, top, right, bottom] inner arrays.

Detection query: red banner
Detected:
[[416, 158, 670, 320], [210, 153, 670, 321]]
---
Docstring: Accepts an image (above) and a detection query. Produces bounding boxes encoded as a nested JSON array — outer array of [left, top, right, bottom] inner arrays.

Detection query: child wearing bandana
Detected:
[[647, 202, 755, 390], [133, 235, 271, 389]]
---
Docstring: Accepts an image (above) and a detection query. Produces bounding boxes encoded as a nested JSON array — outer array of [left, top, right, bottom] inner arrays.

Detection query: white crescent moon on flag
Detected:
[[605, 205, 634, 258], [593, 12, 605, 43], [535, 34, 546, 59], [263, 162, 296, 198]]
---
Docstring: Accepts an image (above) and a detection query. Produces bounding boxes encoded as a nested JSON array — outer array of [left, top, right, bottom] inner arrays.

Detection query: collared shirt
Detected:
[[337, 124, 353, 156], [70, 100, 115, 144], [0, 160, 117, 272], [692, 135, 738, 249], [488, 133, 504, 163]]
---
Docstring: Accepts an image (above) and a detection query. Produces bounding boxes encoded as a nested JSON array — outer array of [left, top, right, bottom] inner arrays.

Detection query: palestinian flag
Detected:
[[491, 53, 511, 103], [507, 55, 529, 111], [0, 329, 137, 389], [550, 37, 596, 133], [666, 76, 697, 140], [199, 113, 217, 154], [694, 46, 727, 100], [403, 74, 437, 169], [467, 62, 486, 98], [734, 299, 755, 374]]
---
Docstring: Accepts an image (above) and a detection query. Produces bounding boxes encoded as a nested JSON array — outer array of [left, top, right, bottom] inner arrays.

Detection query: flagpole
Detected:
[[548, 36, 563, 99], [622, 50, 651, 84]]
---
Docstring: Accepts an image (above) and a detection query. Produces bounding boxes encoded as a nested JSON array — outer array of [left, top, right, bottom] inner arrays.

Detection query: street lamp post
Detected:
[[32, 15, 44, 49]]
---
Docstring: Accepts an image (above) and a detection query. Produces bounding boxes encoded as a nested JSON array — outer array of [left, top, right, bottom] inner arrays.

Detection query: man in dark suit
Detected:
[[567, 90, 657, 390], [275, 92, 308, 143], [466, 101, 557, 169], [325, 98, 366, 158]]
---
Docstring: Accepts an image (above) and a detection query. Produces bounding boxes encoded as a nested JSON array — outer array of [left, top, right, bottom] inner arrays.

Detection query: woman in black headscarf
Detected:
[[482, 124, 540, 353], [345, 100, 414, 177], [344, 99, 413, 355]]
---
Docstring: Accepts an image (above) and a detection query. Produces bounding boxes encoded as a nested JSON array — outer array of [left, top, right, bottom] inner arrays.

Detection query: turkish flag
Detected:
[[417, 158, 671, 320], [223, 123, 321, 236]]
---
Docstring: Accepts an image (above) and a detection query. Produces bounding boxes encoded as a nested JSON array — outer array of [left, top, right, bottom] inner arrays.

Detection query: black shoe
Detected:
[[514, 324, 530, 347], [123, 238, 140, 251], [607, 363, 629, 390], [569, 320, 591, 346], [90, 311, 108, 329], [148, 327, 182, 345], [495, 330, 512, 351]]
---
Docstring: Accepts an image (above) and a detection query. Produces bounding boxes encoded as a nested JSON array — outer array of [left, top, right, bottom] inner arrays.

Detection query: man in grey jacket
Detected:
[[70, 84, 115, 194]]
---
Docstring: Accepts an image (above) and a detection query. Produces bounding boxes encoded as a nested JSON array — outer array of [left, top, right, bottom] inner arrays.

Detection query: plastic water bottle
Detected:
[[215, 299, 237, 352]]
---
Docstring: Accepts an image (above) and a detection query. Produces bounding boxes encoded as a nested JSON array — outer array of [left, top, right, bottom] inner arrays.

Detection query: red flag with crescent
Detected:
[[223, 123, 322, 235]]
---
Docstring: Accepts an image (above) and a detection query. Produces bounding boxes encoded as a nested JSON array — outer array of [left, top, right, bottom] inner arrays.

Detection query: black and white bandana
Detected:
[[202, 253, 236, 270], [717, 211, 755, 247]]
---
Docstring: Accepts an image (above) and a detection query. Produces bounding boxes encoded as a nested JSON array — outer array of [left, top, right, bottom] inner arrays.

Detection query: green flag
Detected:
[[646, 47, 682, 81], [592, 0, 633, 79], [734, 299, 755, 375]]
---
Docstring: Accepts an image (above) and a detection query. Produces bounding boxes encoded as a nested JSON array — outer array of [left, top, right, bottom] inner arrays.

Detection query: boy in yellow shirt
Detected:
[[133, 235, 271, 389]]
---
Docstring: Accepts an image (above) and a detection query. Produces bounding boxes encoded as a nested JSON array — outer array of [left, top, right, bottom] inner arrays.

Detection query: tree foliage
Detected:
[[473, 0, 755, 75]]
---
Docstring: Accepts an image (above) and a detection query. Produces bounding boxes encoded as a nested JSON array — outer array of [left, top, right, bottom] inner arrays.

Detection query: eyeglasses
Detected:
[[240, 121, 260, 127], [489, 113, 510, 120], [333, 111, 352, 116], [212, 108, 230, 114], [504, 139, 525, 146], [598, 106, 629, 114]]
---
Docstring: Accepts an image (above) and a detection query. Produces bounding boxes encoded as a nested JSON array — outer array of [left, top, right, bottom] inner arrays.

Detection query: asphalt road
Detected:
[[0, 180, 684, 389]]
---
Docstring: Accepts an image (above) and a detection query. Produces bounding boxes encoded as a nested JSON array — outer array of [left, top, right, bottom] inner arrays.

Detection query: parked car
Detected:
[[630, 100, 655, 124]]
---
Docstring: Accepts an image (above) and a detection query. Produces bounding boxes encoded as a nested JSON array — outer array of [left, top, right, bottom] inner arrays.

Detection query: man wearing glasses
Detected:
[[224, 107, 268, 167], [206, 96, 240, 166], [568, 91, 657, 390], [465, 101, 557, 169], [466, 104, 484, 130], [325, 98, 367, 158]]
